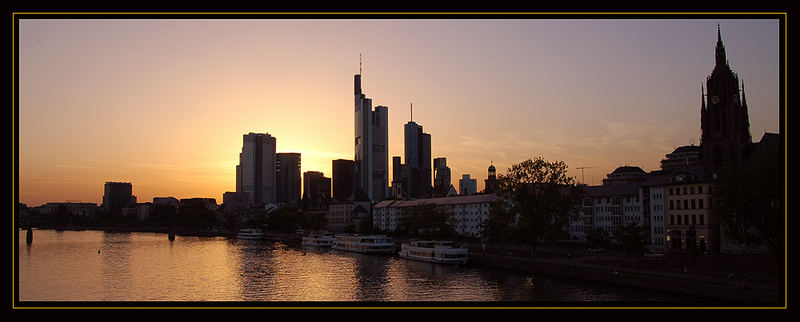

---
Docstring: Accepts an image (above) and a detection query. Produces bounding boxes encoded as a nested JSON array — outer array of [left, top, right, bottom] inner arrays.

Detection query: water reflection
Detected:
[[19, 230, 691, 302]]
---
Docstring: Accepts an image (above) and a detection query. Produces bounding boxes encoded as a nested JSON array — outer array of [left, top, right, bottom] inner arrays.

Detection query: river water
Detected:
[[16, 229, 688, 304]]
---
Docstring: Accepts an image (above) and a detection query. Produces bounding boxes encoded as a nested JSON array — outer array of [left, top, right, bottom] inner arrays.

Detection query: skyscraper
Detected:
[[236, 132, 277, 205], [303, 171, 331, 201], [700, 24, 752, 170], [276, 152, 301, 206], [433, 157, 452, 197], [354, 72, 388, 202], [102, 181, 133, 215], [403, 120, 432, 199], [332, 159, 355, 203]]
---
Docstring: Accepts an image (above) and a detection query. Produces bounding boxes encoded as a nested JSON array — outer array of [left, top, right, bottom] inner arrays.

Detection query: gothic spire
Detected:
[[715, 23, 727, 67], [741, 80, 748, 108]]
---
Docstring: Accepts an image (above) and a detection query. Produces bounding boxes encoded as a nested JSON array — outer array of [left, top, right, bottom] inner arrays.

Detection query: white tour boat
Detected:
[[301, 232, 336, 247], [399, 240, 469, 265], [236, 228, 265, 240], [331, 234, 395, 254]]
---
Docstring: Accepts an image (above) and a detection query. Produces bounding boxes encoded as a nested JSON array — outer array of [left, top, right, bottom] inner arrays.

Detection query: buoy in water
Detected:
[[26, 228, 33, 244]]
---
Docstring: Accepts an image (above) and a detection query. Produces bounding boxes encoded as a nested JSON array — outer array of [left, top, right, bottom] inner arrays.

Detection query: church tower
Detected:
[[700, 24, 752, 170]]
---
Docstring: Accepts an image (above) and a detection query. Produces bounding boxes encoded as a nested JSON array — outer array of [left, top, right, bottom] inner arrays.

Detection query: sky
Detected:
[[16, 17, 782, 207]]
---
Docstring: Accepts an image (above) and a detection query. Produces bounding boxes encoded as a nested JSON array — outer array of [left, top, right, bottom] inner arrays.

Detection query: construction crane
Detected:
[[576, 167, 596, 185]]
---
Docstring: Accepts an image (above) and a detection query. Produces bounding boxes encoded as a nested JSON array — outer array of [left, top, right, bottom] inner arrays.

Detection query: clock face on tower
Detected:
[[711, 95, 720, 104]]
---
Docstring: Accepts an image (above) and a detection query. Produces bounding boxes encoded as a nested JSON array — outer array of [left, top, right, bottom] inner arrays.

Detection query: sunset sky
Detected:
[[16, 16, 782, 206]]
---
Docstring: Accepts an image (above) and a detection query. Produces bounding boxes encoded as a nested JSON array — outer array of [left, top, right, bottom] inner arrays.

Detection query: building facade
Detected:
[[332, 159, 355, 203], [459, 174, 477, 196], [353, 73, 388, 202], [372, 194, 498, 237], [276, 153, 302, 206], [102, 181, 133, 215], [236, 132, 277, 205]]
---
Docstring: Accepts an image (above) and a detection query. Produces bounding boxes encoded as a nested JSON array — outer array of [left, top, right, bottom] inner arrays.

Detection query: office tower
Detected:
[[403, 120, 432, 199], [332, 159, 355, 203], [276, 153, 302, 206], [102, 181, 133, 215], [433, 157, 451, 190], [236, 132, 277, 205], [459, 174, 477, 196], [303, 171, 331, 200], [700, 25, 752, 170], [353, 72, 388, 202]]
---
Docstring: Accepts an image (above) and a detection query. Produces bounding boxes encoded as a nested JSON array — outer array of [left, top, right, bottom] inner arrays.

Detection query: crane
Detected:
[[576, 167, 596, 185]]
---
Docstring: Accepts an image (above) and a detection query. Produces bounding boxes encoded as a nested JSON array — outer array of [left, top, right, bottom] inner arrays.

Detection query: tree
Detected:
[[396, 203, 456, 239], [713, 145, 783, 256], [615, 222, 648, 260], [481, 201, 517, 251], [494, 157, 585, 254]]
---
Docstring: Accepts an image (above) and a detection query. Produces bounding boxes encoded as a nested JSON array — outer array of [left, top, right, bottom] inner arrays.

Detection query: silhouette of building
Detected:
[[373, 194, 499, 238], [102, 181, 133, 215], [276, 152, 301, 206], [303, 171, 331, 205], [459, 174, 477, 196], [332, 159, 355, 203], [236, 132, 277, 205], [401, 119, 432, 199], [353, 73, 388, 202], [700, 24, 752, 170], [484, 163, 498, 193], [601, 166, 648, 186], [661, 145, 703, 171], [432, 157, 451, 197]]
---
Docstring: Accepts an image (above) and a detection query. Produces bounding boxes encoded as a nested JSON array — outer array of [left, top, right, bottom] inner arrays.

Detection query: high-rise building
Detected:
[[354, 72, 388, 202], [102, 181, 133, 215], [402, 119, 432, 199], [276, 152, 302, 206], [700, 24, 752, 170], [332, 159, 355, 203], [236, 132, 277, 205], [433, 157, 452, 197], [303, 171, 331, 200], [459, 174, 477, 196]]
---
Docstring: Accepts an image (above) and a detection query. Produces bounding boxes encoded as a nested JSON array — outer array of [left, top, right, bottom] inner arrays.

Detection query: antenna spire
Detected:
[[359, 54, 362, 75], [410, 102, 413, 122]]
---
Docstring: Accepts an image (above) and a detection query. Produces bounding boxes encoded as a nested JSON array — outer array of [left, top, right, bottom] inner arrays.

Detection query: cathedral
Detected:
[[699, 24, 753, 170]]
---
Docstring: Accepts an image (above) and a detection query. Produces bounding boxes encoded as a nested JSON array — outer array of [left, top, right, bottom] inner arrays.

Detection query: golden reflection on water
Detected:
[[18, 229, 687, 302]]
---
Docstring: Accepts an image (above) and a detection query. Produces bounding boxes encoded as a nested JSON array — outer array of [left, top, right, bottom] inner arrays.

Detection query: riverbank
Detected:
[[466, 248, 783, 304]]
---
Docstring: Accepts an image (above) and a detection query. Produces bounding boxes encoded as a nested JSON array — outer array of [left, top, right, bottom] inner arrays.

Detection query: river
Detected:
[[16, 229, 690, 304]]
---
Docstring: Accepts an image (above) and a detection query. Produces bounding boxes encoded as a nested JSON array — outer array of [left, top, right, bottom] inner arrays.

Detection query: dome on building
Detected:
[[488, 164, 496, 172], [610, 166, 646, 175]]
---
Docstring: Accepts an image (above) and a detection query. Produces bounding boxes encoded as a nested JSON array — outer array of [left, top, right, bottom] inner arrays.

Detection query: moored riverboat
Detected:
[[236, 228, 265, 240], [301, 232, 336, 247], [399, 240, 469, 265], [332, 234, 394, 254]]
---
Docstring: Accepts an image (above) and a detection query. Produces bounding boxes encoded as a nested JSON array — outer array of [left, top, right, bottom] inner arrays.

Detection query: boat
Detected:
[[331, 234, 394, 254], [301, 232, 336, 247], [399, 240, 469, 265], [236, 228, 265, 240]]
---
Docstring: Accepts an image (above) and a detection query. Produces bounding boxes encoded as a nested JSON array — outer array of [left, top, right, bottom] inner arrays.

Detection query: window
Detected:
[[676, 216, 681, 225], [669, 188, 673, 195], [670, 200, 674, 210], [698, 186, 704, 194], [699, 199, 704, 209], [683, 187, 688, 194], [700, 215, 705, 225], [684, 215, 689, 225], [692, 215, 697, 225], [683, 200, 688, 209], [691, 199, 696, 209]]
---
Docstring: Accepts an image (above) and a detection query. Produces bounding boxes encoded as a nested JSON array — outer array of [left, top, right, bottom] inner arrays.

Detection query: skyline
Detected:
[[16, 17, 782, 206]]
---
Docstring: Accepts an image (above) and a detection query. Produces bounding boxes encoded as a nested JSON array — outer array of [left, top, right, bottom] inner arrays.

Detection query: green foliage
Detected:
[[395, 203, 456, 239], [615, 222, 648, 258], [492, 157, 585, 250], [586, 227, 611, 249], [713, 146, 783, 255], [264, 207, 326, 232], [481, 201, 516, 246]]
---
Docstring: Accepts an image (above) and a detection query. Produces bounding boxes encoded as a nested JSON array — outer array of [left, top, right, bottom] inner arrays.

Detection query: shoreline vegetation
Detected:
[[17, 225, 782, 305]]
